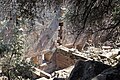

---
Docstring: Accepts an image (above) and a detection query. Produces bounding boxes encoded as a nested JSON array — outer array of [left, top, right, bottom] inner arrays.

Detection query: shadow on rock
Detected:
[[69, 60, 111, 80]]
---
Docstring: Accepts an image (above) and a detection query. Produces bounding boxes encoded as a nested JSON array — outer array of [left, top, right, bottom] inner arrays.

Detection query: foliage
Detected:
[[0, 0, 62, 26], [0, 0, 119, 79], [0, 20, 34, 79], [65, 0, 120, 45]]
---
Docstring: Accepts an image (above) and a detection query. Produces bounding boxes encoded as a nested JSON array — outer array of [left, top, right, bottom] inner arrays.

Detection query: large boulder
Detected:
[[69, 60, 111, 80], [92, 62, 120, 80]]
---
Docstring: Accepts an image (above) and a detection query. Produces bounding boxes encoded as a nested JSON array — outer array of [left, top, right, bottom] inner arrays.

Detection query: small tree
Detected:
[[0, 19, 34, 80]]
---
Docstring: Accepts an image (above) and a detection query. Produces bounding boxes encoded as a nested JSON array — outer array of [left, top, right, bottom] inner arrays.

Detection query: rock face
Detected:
[[50, 47, 75, 70], [69, 60, 111, 80], [92, 62, 120, 80]]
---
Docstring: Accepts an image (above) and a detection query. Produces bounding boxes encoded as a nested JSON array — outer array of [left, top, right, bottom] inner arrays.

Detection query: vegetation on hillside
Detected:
[[0, 0, 119, 79]]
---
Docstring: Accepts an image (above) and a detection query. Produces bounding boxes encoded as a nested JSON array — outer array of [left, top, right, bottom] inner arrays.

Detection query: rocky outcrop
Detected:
[[92, 62, 120, 80], [69, 60, 111, 80]]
